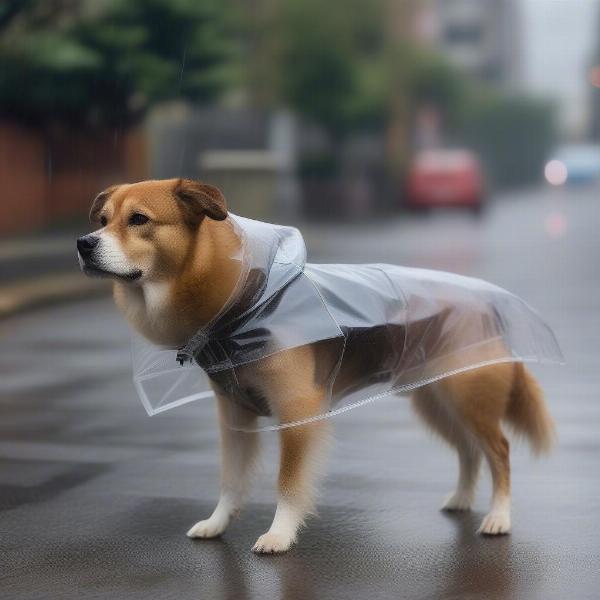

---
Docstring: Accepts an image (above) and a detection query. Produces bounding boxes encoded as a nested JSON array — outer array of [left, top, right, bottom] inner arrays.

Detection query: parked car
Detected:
[[405, 149, 485, 214], [544, 144, 600, 186]]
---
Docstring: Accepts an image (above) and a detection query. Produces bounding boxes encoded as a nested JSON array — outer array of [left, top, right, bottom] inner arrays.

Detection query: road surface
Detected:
[[1, 186, 599, 599]]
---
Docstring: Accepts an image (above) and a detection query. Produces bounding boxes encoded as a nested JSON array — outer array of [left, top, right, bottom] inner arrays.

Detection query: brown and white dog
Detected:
[[77, 178, 555, 553]]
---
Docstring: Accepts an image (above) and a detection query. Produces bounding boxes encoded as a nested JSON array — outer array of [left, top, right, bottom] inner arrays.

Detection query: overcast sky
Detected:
[[521, 0, 600, 135]]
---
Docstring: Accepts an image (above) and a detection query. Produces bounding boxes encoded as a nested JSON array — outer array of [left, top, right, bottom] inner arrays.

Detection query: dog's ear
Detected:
[[173, 179, 228, 226], [89, 185, 118, 223]]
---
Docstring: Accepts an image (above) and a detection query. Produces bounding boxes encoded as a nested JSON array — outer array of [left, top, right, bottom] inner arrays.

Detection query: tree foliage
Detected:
[[461, 91, 556, 188], [0, 0, 233, 128], [249, 2, 468, 139], [263, 0, 387, 136]]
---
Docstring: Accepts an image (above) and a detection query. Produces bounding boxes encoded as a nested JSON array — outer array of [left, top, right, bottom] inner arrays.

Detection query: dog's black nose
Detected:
[[77, 235, 99, 258]]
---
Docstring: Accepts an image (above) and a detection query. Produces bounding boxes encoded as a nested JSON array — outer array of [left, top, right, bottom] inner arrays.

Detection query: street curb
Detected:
[[0, 273, 111, 320]]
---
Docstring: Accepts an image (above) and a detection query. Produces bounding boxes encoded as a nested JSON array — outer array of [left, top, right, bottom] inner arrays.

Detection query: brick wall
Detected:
[[0, 123, 147, 236], [0, 122, 46, 234]]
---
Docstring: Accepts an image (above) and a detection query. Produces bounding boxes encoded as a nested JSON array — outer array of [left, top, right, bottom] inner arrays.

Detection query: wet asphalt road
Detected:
[[1, 186, 599, 599]]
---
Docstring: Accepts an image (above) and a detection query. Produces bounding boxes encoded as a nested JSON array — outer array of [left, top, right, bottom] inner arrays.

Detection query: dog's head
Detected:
[[77, 178, 227, 284]]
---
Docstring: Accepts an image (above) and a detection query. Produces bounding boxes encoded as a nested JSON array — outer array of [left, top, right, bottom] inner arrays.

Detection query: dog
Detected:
[[77, 178, 555, 553]]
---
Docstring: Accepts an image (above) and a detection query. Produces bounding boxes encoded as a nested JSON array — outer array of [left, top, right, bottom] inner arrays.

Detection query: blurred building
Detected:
[[148, 104, 300, 221], [588, 5, 600, 140], [520, 0, 600, 138], [427, 0, 521, 85]]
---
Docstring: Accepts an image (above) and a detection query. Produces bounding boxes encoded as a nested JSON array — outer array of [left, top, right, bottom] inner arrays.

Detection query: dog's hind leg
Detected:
[[412, 385, 482, 511], [187, 393, 260, 539], [435, 365, 513, 535], [474, 425, 511, 535]]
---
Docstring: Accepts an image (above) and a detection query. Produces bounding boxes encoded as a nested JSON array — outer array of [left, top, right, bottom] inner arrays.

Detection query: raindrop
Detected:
[[178, 47, 187, 91], [178, 142, 187, 177], [46, 150, 53, 184]]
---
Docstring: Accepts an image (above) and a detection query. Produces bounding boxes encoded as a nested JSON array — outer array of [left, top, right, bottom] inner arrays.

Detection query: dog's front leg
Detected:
[[188, 393, 260, 539], [252, 421, 329, 554]]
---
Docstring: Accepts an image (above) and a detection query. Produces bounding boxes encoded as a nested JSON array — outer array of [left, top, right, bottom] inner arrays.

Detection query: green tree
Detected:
[[260, 0, 387, 137], [461, 91, 556, 188], [407, 48, 468, 133], [0, 0, 234, 129]]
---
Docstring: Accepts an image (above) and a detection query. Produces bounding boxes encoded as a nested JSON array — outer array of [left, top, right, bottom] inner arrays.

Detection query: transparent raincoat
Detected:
[[132, 214, 564, 431]]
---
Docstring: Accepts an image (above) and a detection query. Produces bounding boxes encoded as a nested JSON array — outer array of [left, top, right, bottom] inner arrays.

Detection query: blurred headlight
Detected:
[[544, 160, 568, 186]]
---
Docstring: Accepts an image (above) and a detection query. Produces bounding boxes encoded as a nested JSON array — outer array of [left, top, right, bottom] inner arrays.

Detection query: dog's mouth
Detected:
[[82, 263, 143, 282]]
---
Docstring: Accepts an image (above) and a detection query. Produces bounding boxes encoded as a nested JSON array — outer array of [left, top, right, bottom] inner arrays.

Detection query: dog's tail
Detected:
[[505, 363, 555, 455]]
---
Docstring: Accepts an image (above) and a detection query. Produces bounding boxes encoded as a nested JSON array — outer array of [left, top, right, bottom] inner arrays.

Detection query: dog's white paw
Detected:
[[441, 490, 474, 512], [477, 510, 511, 535], [187, 517, 228, 539], [252, 532, 294, 554]]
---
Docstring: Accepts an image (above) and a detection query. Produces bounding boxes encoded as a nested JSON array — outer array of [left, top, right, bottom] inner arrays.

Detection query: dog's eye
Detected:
[[129, 213, 149, 226], [100, 215, 107, 227]]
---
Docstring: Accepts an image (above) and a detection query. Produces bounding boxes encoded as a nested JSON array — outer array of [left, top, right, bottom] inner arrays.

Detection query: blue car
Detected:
[[545, 144, 600, 185]]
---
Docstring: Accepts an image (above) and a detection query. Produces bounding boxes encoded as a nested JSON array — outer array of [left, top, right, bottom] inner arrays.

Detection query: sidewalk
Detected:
[[0, 226, 110, 319]]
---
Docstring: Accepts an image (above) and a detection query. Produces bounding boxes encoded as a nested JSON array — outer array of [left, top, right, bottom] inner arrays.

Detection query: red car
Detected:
[[405, 149, 485, 214]]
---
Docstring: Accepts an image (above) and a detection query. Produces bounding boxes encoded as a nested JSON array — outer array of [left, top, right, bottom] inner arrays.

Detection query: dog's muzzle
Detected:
[[77, 234, 142, 281], [77, 234, 99, 260]]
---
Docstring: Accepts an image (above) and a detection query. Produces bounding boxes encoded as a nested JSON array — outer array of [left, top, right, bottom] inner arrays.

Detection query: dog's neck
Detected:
[[114, 217, 242, 348]]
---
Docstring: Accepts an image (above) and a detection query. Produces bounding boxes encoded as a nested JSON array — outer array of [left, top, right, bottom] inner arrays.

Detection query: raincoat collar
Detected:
[[175, 214, 307, 366]]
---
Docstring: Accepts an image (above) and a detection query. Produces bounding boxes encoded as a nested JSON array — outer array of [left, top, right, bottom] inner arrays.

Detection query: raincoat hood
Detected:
[[132, 214, 564, 431]]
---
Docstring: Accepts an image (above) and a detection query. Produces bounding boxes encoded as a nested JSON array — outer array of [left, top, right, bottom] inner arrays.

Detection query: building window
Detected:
[[444, 24, 482, 44]]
